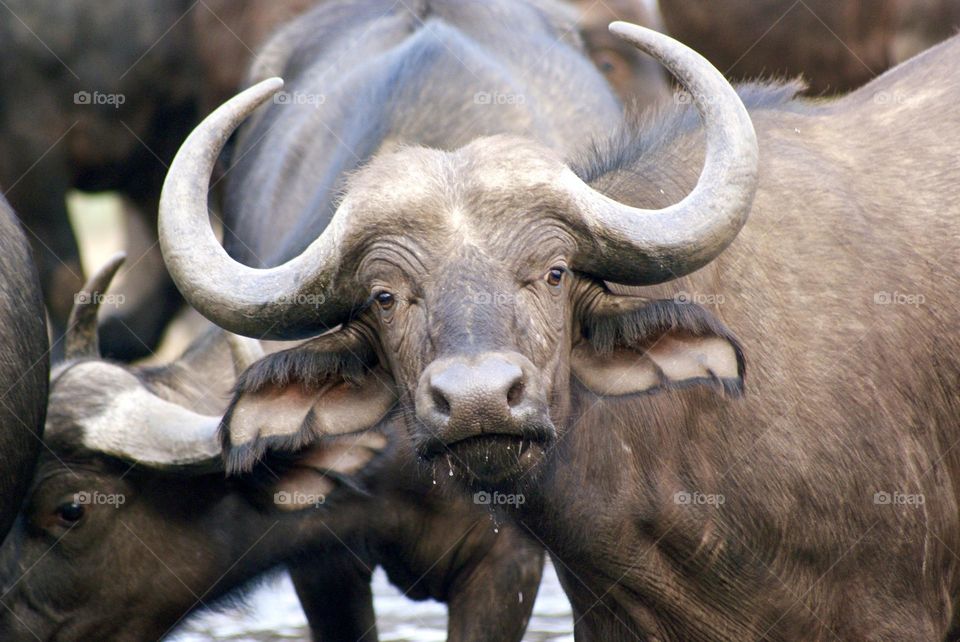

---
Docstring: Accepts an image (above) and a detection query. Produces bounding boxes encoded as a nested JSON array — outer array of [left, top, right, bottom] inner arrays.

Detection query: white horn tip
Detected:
[[608, 21, 647, 37], [263, 77, 284, 89], [100, 252, 127, 275]]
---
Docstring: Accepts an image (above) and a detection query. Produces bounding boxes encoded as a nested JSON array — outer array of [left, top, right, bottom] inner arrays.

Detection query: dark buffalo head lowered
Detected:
[[160, 24, 755, 483], [0, 256, 249, 641], [0, 257, 393, 641]]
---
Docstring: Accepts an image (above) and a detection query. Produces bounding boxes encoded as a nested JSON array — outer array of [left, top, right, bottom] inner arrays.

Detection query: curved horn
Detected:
[[64, 253, 125, 360], [79, 385, 223, 470], [159, 78, 354, 340], [565, 23, 759, 284], [225, 333, 265, 374]]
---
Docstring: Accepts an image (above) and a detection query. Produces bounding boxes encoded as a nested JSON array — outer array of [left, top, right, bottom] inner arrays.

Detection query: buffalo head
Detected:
[[160, 24, 754, 483], [0, 257, 247, 641]]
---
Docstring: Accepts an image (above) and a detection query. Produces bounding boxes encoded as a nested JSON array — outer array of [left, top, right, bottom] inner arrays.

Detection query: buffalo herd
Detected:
[[0, 1, 958, 640]]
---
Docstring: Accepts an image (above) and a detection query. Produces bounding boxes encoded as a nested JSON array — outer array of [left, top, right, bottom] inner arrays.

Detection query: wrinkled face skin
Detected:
[[339, 139, 585, 481]]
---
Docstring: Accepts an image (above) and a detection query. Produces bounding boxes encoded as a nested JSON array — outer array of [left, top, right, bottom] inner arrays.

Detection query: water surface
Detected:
[[172, 560, 574, 641]]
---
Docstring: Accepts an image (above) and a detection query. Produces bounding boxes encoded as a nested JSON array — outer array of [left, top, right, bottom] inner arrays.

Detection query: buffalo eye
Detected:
[[55, 502, 85, 526], [545, 267, 565, 287], [593, 49, 624, 75], [374, 291, 395, 311]]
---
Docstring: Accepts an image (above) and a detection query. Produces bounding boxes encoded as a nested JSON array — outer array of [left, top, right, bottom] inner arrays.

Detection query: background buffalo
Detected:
[[0, 0, 321, 361], [658, 0, 960, 95], [0, 196, 47, 542]]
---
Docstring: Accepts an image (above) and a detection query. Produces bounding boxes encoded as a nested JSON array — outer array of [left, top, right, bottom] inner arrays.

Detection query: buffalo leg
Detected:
[[445, 528, 544, 642], [288, 553, 377, 642]]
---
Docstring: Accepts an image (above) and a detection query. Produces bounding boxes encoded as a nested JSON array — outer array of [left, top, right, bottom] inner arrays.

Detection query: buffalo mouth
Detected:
[[417, 421, 556, 482]]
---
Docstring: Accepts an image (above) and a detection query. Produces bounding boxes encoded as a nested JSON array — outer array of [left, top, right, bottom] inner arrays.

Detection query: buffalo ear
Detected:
[[571, 296, 744, 397], [222, 330, 397, 473], [269, 431, 389, 512]]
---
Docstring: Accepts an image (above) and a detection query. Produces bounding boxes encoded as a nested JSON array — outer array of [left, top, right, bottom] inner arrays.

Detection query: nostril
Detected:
[[506, 380, 525, 407], [432, 387, 451, 416]]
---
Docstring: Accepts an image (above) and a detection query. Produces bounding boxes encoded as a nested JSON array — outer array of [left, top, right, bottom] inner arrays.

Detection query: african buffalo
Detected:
[[0, 257, 542, 641], [566, 0, 668, 105], [159, 2, 960, 638], [0, 0, 321, 360], [0, 195, 48, 541], [659, 0, 899, 94]]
